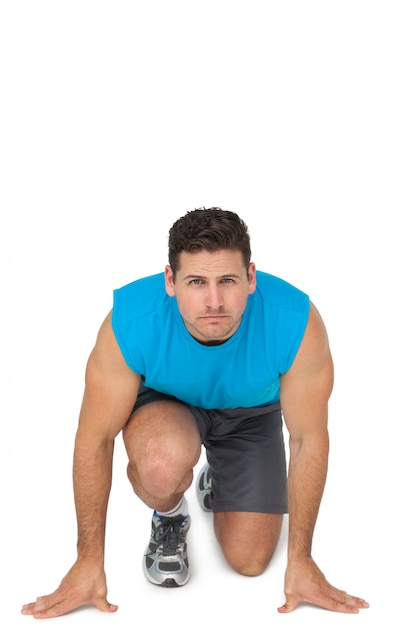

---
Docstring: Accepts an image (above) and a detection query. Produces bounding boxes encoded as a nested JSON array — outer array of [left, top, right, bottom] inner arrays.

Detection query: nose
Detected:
[[205, 284, 223, 309]]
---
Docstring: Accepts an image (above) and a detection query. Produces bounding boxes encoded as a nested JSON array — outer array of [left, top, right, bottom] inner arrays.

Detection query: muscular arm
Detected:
[[74, 312, 140, 561], [280, 302, 333, 563], [278, 303, 368, 614], [22, 312, 140, 618]]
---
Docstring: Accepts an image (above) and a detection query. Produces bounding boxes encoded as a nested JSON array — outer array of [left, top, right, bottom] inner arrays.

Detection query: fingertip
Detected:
[[101, 601, 118, 613]]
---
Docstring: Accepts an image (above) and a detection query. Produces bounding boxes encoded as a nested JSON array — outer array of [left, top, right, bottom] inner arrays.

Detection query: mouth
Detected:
[[200, 315, 228, 320]]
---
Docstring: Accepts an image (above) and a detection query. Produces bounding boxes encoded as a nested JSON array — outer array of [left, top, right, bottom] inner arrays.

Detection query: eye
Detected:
[[190, 279, 203, 285], [221, 277, 234, 284]]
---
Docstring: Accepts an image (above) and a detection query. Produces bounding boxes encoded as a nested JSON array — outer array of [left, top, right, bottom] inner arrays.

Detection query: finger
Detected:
[[315, 591, 365, 614], [28, 594, 80, 619], [277, 604, 296, 613], [277, 594, 299, 613], [31, 595, 119, 619], [326, 585, 369, 610], [332, 590, 369, 610], [340, 592, 369, 609], [32, 598, 72, 619], [351, 597, 369, 609], [21, 595, 60, 616], [21, 603, 36, 615], [96, 598, 118, 613], [278, 588, 369, 615]]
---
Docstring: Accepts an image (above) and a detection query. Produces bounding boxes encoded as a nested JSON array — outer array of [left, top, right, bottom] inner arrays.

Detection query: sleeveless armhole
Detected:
[[281, 295, 311, 375]]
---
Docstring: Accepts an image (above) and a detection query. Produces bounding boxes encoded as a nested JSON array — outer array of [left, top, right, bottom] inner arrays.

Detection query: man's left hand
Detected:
[[277, 557, 369, 614]]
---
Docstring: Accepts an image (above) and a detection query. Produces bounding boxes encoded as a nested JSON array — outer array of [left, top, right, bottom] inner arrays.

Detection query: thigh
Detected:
[[205, 404, 288, 514], [122, 398, 203, 508], [124, 381, 209, 451], [123, 399, 202, 466]]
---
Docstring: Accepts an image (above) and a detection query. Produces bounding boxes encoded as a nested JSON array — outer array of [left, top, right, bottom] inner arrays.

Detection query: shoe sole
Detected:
[[143, 562, 190, 587], [196, 463, 213, 512]]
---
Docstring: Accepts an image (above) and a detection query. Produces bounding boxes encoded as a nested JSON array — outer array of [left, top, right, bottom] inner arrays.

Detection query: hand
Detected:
[[278, 557, 369, 614], [21, 559, 118, 619]]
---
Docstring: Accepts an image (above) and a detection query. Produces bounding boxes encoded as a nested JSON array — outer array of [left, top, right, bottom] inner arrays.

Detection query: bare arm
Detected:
[[277, 303, 368, 614], [74, 312, 140, 561], [22, 312, 140, 619], [281, 302, 333, 563]]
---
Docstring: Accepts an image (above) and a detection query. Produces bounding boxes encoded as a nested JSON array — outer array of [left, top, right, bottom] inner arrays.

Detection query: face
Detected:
[[165, 249, 256, 345]]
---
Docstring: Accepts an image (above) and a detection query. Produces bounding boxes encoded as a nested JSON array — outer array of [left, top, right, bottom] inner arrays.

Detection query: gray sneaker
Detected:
[[196, 463, 212, 512], [143, 512, 191, 587]]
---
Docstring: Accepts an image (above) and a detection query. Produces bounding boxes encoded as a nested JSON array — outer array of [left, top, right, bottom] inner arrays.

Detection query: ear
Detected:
[[165, 265, 175, 296], [248, 262, 257, 294]]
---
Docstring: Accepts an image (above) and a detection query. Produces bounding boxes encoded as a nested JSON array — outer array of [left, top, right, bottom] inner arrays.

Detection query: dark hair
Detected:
[[168, 207, 251, 276]]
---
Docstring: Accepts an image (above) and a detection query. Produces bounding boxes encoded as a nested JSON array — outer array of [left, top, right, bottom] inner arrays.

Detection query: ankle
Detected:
[[156, 496, 189, 518]]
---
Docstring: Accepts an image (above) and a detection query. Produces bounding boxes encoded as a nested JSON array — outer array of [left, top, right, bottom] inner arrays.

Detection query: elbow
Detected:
[[289, 430, 329, 457]]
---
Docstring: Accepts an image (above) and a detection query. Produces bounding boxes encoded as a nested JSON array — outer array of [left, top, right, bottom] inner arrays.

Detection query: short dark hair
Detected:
[[168, 207, 251, 276]]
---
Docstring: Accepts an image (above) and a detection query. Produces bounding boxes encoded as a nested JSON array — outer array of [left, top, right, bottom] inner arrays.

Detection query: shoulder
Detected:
[[280, 302, 333, 434], [249, 271, 311, 376], [111, 273, 172, 374], [300, 302, 331, 360], [87, 311, 140, 381], [255, 271, 309, 313], [114, 273, 165, 303], [113, 273, 168, 323], [285, 302, 333, 384]]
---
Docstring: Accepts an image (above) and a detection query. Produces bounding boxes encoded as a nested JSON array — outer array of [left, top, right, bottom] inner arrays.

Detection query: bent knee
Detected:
[[127, 454, 184, 499], [214, 511, 282, 577], [223, 548, 274, 577]]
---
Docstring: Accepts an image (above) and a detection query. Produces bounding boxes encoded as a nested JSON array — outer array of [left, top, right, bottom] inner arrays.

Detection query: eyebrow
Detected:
[[182, 273, 241, 280]]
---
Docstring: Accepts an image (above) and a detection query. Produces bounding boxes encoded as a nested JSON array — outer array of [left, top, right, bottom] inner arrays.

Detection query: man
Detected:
[[22, 207, 368, 618]]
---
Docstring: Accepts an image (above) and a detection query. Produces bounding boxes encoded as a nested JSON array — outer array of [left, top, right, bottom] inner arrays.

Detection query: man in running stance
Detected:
[[22, 207, 368, 618]]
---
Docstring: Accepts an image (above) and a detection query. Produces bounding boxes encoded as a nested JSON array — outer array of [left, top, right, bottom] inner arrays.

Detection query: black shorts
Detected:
[[131, 384, 288, 514]]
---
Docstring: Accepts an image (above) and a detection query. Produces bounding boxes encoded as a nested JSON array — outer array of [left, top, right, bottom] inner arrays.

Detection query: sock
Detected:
[[156, 496, 189, 518]]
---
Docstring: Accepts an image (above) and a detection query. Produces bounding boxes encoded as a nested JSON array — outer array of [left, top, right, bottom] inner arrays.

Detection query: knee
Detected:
[[223, 548, 273, 577], [214, 512, 282, 577], [127, 438, 199, 501], [127, 449, 178, 500], [123, 405, 201, 501]]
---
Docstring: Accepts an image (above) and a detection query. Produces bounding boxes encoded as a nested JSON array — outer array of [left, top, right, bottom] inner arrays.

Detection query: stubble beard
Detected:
[[190, 313, 241, 344]]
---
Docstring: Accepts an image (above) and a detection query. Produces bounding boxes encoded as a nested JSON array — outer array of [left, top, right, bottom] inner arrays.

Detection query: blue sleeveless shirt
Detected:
[[112, 271, 309, 409]]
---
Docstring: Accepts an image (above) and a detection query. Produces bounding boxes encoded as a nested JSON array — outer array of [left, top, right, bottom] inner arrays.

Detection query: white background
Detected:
[[1, 1, 416, 624]]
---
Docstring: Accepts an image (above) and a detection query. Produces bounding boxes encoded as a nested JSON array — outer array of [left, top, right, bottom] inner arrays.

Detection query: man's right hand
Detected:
[[21, 559, 118, 619]]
